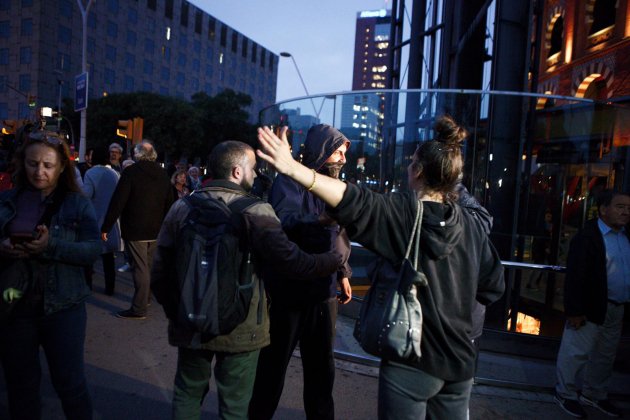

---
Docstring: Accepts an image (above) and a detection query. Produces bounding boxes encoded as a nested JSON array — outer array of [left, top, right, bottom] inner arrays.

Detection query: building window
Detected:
[[589, 0, 616, 35], [206, 64, 213, 77], [193, 40, 201, 53], [242, 38, 248, 58], [180, 1, 189, 27], [19, 74, 31, 92], [0, 0, 8, 11], [163, 46, 171, 60], [143, 81, 152, 91], [107, 21, 118, 38], [231, 32, 238, 53], [269, 56, 274, 71], [192, 58, 200, 71], [106, 45, 117, 62], [58, 25, 71, 44], [179, 33, 187, 48], [87, 36, 95, 53], [88, 11, 96, 28], [21, 18, 33, 36], [127, 30, 137, 46], [0, 21, 9, 38], [143, 60, 153, 75], [53, 53, 68, 71], [195, 11, 202, 34], [128, 8, 138, 24], [107, 0, 118, 14], [104, 68, 115, 85], [18, 103, 30, 119], [147, 0, 156, 11], [251, 43, 257, 63], [220, 25, 226, 47], [160, 86, 169, 95], [0, 102, 6, 119], [125, 52, 135, 68], [161, 66, 170, 81], [548, 16, 563, 58], [20, 47, 32, 64], [59, 0, 72, 18], [124, 75, 134, 91], [176, 72, 185, 85], [177, 53, 186, 66], [165, 0, 173, 19], [260, 50, 265, 68], [144, 38, 155, 54], [191, 78, 199, 92], [22, 0, 33, 7], [208, 17, 216, 40], [0, 48, 9, 65]]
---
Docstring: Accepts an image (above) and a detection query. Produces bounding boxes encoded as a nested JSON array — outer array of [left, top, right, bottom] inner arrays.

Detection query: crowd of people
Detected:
[[0, 116, 627, 419]]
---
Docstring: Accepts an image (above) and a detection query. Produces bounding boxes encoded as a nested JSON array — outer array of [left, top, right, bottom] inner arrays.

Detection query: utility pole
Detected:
[[76, 0, 94, 163]]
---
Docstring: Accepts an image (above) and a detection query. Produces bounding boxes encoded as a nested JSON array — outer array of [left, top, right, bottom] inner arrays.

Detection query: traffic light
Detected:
[[116, 119, 133, 139], [132, 117, 144, 145], [2, 120, 17, 135], [28, 95, 36, 108]]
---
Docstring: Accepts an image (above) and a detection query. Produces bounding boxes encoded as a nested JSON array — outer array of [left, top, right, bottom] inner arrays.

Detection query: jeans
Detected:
[[249, 298, 337, 420], [127, 240, 157, 315], [173, 347, 260, 420], [0, 303, 92, 420], [378, 360, 473, 420]]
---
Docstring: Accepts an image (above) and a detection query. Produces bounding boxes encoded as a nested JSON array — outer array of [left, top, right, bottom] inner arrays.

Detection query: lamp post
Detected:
[[279, 52, 319, 119], [76, 0, 94, 163]]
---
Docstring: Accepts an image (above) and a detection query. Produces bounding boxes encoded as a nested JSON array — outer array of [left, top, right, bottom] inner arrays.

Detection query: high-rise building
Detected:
[[341, 9, 391, 170], [0, 0, 278, 121]]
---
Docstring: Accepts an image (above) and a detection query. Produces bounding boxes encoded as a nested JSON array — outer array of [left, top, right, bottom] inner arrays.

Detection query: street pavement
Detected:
[[1, 261, 629, 419]]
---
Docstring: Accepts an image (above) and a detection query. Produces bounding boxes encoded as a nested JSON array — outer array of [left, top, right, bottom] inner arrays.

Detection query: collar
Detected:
[[203, 179, 247, 193], [598, 218, 625, 235]]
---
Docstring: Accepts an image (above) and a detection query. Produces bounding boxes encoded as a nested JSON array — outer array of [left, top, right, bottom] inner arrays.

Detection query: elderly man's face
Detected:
[[110, 149, 121, 163]]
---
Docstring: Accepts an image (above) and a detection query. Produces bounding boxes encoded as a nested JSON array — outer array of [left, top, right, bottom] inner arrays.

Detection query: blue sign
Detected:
[[74, 72, 89, 112]]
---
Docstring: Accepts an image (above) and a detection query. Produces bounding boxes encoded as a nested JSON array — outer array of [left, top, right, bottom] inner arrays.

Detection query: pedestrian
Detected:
[[187, 166, 202, 191], [82, 147, 122, 295], [554, 189, 630, 418], [151, 140, 341, 420], [101, 141, 174, 319], [171, 169, 190, 199], [250, 124, 353, 420], [256, 115, 505, 420], [0, 130, 101, 420], [108, 142, 124, 173]]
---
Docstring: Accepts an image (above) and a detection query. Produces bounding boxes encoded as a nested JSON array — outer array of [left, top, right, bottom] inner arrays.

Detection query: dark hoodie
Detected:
[[267, 125, 352, 304], [328, 183, 505, 382]]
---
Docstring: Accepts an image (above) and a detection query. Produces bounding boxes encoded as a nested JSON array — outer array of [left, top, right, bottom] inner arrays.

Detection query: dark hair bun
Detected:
[[434, 115, 467, 146]]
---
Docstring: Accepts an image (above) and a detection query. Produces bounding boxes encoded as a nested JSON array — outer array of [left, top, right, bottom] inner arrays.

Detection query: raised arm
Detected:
[[257, 126, 347, 208]]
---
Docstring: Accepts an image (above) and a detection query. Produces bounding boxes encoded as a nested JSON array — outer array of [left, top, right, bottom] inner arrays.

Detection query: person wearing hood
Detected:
[[249, 124, 353, 420], [256, 116, 505, 420]]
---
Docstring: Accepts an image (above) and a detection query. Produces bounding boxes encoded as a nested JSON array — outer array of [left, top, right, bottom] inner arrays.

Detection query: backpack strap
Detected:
[[226, 195, 260, 214]]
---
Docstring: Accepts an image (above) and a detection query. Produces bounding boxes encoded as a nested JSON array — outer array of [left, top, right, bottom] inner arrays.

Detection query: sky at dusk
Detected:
[[190, 0, 390, 103]]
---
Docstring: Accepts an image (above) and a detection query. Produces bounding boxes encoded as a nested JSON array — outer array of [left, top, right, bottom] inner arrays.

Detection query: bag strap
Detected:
[[403, 199, 423, 270]]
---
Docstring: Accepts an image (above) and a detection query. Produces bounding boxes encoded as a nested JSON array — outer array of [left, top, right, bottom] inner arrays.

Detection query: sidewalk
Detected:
[[0, 265, 628, 419]]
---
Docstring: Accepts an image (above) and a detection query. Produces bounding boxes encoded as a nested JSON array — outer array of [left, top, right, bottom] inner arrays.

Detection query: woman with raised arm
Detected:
[[257, 116, 505, 420]]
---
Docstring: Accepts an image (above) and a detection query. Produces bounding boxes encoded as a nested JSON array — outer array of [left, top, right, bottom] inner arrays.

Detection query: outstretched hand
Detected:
[[256, 126, 297, 176]]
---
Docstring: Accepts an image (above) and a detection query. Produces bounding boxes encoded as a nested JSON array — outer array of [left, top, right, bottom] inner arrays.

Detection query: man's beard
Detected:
[[240, 178, 253, 192], [319, 162, 344, 179]]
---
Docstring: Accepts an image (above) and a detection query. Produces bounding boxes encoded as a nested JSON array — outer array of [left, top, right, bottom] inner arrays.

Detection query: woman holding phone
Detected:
[[0, 131, 101, 420]]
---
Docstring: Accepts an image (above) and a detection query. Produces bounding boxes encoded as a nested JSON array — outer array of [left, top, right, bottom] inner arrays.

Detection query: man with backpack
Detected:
[[151, 141, 342, 420]]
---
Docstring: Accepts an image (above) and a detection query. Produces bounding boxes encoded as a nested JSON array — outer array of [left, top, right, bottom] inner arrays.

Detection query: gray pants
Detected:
[[127, 240, 157, 316], [555, 302, 625, 400], [378, 360, 473, 420]]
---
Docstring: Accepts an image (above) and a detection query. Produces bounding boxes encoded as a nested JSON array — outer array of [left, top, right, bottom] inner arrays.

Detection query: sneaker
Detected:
[[579, 395, 621, 417], [555, 394, 586, 418], [117, 263, 132, 273], [116, 309, 146, 320]]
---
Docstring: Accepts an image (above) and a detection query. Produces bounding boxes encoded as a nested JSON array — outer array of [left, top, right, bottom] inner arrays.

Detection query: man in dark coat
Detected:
[[555, 190, 630, 418], [249, 125, 353, 420], [101, 141, 174, 319]]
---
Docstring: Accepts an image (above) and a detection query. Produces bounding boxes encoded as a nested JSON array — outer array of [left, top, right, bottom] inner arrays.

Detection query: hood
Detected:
[[420, 201, 464, 260], [301, 124, 350, 170]]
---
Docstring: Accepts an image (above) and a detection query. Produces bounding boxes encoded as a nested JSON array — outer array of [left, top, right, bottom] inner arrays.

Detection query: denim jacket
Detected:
[[0, 188, 101, 315]]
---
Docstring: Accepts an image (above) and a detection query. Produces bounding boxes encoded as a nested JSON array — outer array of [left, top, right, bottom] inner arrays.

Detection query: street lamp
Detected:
[[77, 0, 94, 163], [279, 52, 319, 119]]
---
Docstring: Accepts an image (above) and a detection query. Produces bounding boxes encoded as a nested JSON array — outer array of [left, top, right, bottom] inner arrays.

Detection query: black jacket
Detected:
[[329, 183, 505, 381], [564, 218, 629, 325], [101, 160, 174, 241], [267, 126, 352, 304]]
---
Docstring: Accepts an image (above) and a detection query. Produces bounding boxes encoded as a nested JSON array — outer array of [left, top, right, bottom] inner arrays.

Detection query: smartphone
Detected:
[[10, 232, 36, 245]]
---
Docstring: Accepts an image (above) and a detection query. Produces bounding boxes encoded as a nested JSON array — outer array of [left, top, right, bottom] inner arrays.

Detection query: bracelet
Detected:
[[307, 169, 317, 191]]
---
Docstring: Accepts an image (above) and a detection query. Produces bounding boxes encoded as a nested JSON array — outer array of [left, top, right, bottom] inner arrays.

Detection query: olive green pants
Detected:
[[172, 347, 260, 420]]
